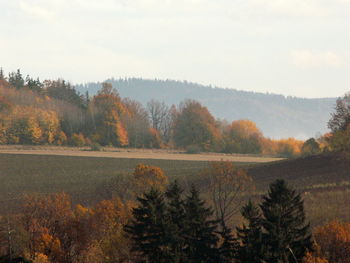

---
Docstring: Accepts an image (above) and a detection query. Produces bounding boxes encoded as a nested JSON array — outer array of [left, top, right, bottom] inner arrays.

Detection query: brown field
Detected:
[[0, 145, 283, 163]]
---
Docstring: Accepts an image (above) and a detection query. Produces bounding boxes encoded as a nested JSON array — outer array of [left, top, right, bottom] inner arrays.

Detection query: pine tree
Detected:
[[260, 179, 312, 263], [219, 224, 239, 263], [236, 200, 265, 263], [165, 181, 187, 262], [125, 188, 170, 263], [0, 68, 4, 80], [8, 69, 24, 89], [183, 185, 220, 263]]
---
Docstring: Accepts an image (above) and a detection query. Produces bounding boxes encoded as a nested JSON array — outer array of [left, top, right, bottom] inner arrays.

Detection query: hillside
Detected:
[[75, 78, 336, 139], [248, 154, 350, 190]]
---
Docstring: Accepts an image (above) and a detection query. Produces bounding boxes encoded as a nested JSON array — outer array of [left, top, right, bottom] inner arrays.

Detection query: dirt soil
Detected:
[[0, 145, 282, 163]]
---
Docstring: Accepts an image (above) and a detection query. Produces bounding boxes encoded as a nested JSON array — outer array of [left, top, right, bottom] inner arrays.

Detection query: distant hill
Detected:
[[75, 78, 336, 139]]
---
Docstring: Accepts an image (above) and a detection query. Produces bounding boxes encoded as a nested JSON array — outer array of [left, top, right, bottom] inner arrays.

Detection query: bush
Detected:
[[186, 145, 201, 154], [69, 133, 86, 147], [90, 143, 102, 151]]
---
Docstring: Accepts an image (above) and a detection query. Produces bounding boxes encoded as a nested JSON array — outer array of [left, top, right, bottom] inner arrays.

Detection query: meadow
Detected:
[[0, 152, 349, 226]]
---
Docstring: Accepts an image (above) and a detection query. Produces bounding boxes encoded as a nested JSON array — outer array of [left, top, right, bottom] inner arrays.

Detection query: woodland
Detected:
[[1, 68, 350, 262]]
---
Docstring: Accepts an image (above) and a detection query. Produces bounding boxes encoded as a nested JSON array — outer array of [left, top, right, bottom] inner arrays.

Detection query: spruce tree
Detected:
[[183, 185, 220, 263], [0, 68, 4, 80], [260, 179, 312, 263], [236, 200, 265, 263], [125, 188, 170, 263], [165, 181, 187, 262], [219, 224, 239, 263]]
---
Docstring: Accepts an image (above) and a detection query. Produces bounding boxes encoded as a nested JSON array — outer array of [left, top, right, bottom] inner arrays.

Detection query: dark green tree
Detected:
[[165, 181, 187, 262], [236, 200, 265, 263], [125, 188, 170, 263], [260, 179, 312, 263], [25, 76, 42, 92], [219, 224, 239, 263], [183, 185, 220, 263], [0, 68, 4, 80], [8, 69, 24, 89]]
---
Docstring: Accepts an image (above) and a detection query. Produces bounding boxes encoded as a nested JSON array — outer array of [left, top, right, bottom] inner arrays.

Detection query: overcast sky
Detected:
[[1, 0, 350, 98]]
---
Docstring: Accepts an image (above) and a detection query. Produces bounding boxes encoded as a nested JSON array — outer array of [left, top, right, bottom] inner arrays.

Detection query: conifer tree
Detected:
[[260, 179, 312, 263], [165, 181, 187, 262], [219, 224, 239, 263], [183, 185, 220, 263], [125, 188, 170, 263], [236, 200, 265, 263], [0, 68, 4, 80]]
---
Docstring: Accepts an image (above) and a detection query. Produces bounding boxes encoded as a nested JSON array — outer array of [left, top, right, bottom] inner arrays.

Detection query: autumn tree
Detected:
[[313, 220, 350, 263], [202, 161, 254, 230], [132, 163, 168, 194], [223, 120, 263, 154], [147, 100, 172, 142], [89, 83, 128, 146], [173, 100, 220, 151], [301, 138, 321, 156], [122, 98, 152, 148]]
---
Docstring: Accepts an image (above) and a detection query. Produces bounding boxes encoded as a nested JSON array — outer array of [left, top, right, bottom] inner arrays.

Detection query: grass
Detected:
[[0, 153, 254, 211], [1, 152, 349, 226]]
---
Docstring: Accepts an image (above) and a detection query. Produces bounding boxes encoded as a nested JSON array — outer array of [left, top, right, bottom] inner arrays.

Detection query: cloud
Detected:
[[240, 0, 330, 17], [290, 50, 346, 69], [18, 0, 67, 20]]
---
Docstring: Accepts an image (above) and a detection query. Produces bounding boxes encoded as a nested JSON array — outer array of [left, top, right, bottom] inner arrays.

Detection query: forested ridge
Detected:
[[0, 69, 329, 157], [76, 78, 335, 139]]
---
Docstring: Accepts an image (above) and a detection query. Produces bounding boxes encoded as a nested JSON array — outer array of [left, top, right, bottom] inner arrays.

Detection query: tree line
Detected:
[[0, 68, 348, 158], [0, 69, 298, 156]]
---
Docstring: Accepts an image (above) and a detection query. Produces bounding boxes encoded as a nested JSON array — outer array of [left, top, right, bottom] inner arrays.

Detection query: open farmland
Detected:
[[0, 153, 213, 209], [0, 145, 282, 163], [248, 154, 350, 226], [0, 151, 349, 226]]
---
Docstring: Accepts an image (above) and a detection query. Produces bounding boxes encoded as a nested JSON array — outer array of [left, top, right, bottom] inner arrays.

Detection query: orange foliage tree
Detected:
[[313, 220, 350, 263], [21, 192, 133, 263], [223, 119, 263, 154], [173, 100, 221, 151], [133, 163, 168, 194], [89, 83, 128, 147]]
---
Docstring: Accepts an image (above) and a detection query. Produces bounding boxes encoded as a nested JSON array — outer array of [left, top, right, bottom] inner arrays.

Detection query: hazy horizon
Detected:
[[1, 0, 350, 98]]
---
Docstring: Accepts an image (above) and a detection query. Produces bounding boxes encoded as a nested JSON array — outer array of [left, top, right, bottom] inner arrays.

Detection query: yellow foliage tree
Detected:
[[314, 220, 350, 263], [133, 163, 168, 193]]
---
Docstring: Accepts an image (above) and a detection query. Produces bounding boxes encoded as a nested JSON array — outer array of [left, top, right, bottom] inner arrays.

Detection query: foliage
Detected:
[[328, 92, 350, 133], [223, 120, 263, 154], [126, 184, 220, 263], [302, 138, 321, 156], [313, 220, 350, 263], [260, 179, 313, 262], [132, 163, 168, 194], [89, 83, 129, 147], [173, 100, 221, 151], [236, 200, 264, 263]]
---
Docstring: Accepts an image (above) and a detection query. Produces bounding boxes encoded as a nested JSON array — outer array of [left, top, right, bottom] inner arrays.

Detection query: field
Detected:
[[0, 145, 282, 163], [0, 149, 349, 226]]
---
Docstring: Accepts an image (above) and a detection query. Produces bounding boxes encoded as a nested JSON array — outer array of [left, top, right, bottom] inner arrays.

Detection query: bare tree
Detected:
[[203, 161, 254, 229], [147, 100, 173, 142]]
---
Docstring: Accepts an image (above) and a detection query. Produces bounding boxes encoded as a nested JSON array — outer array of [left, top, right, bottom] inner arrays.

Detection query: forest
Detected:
[[1, 68, 350, 262], [0, 69, 335, 157]]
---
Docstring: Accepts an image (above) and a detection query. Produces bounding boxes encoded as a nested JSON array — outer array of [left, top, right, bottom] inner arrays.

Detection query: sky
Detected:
[[1, 0, 350, 98]]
